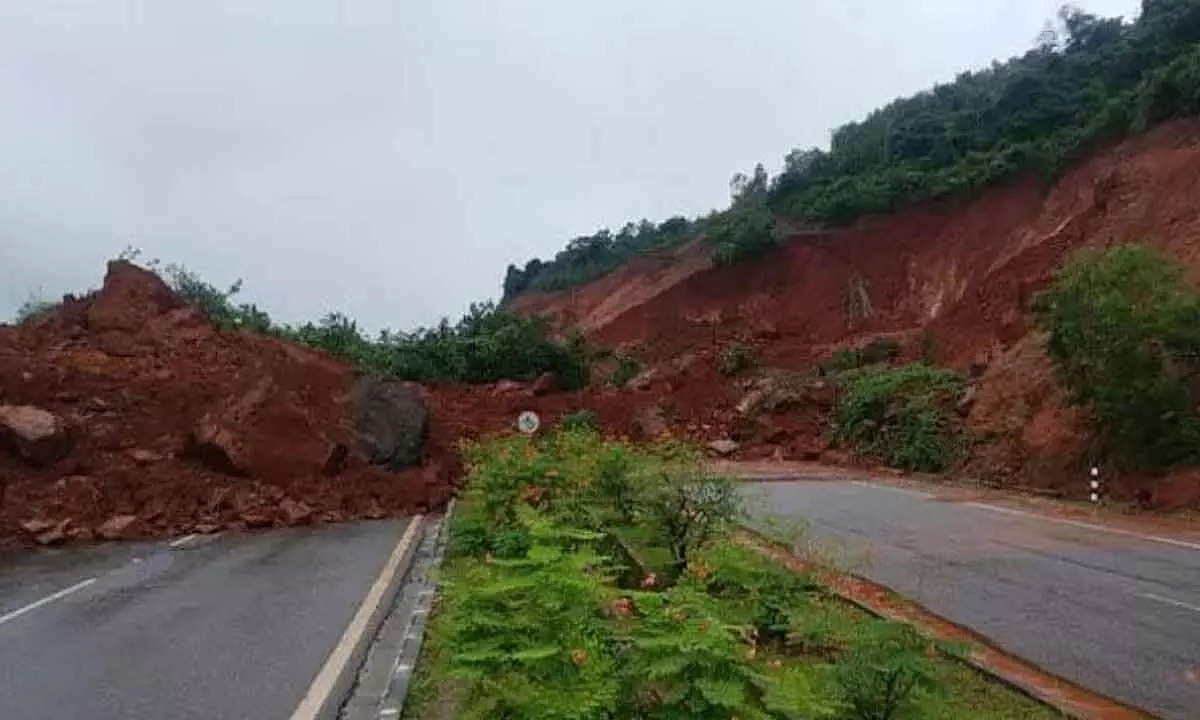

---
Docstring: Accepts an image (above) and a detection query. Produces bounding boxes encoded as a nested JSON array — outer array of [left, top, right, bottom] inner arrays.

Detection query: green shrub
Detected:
[[822, 339, 900, 375], [831, 363, 964, 472], [12, 294, 56, 325], [1033, 245, 1200, 470], [608, 355, 642, 388], [717, 342, 756, 377], [698, 544, 820, 643], [126, 254, 592, 388], [833, 622, 938, 720], [561, 410, 600, 432]]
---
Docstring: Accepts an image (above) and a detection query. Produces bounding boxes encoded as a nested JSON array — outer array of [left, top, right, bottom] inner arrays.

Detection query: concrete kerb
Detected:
[[289, 516, 427, 720]]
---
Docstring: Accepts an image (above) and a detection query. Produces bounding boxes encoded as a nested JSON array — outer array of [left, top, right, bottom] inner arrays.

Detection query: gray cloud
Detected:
[[0, 0, 1139, 330]]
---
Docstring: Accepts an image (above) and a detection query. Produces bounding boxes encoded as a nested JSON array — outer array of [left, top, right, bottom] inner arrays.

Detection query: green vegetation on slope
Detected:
[[505, 1, 1200, 296], [830, 363, 966, 473], [1034, 244, 1200, 470], [128, 250, 591, 388], [404, 430, 1060, 720]]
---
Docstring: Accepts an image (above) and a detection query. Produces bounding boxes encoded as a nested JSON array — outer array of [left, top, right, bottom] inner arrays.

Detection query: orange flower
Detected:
[[608, 598, 633, 617], [519, 485, 546, 503], [570, 649, 588, 666]]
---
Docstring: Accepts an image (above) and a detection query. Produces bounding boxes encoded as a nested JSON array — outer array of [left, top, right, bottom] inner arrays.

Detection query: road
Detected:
[[0, 519, 418, 720], [745, 479, 1200, 720]]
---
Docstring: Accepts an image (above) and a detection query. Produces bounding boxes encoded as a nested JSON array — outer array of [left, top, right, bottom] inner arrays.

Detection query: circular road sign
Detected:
[[517, 411, 540, 435]]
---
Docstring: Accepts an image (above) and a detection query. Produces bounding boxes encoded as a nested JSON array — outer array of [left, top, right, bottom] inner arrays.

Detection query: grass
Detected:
[[403, 430, 1063, 719]]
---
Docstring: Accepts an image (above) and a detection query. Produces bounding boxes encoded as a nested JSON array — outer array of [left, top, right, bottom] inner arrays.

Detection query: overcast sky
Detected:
[[0, 0, 1140, 331]]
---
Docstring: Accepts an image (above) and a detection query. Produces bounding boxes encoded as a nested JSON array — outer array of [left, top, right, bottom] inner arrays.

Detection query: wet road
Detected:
[[0, 519, 415, 720], [745, 479, 1200, 719]]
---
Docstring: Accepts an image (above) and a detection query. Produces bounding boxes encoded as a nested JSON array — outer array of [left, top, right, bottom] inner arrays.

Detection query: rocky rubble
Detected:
[[0, 261, 456, 549]]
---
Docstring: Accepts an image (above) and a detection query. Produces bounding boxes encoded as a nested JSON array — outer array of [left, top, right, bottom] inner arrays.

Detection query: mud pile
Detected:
[[0, 261, 456, 548]]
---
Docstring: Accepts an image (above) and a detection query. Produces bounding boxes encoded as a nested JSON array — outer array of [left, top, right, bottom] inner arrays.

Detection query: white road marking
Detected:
[[962, 502, 1200, 551], [0, 578, 97, 627], [1139, 592, 1200, 614], [851, 481, 934, 499], [168, 534, 198, 548], [289, 517, 424, 720], [379, 709, 400, 718]]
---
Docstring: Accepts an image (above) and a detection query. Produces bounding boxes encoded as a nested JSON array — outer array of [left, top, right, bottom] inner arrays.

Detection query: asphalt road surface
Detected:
[[0, 519, 415, 720], [745, 479, 1200, 719]]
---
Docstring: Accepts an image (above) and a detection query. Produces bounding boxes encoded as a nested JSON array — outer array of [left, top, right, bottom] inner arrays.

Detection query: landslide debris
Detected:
[[0, 261, 455, 548]]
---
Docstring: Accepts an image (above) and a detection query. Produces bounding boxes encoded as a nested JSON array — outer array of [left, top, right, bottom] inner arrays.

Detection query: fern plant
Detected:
[[618, 581, 787, 720]]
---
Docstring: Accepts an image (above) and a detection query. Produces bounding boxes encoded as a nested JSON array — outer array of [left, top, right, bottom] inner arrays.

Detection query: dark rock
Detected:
[[350, 377, 428, 470]]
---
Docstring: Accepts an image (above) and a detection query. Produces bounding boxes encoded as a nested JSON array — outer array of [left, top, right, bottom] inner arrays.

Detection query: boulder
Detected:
[[35, 520, 71, 546], [626, 368, 659, 391], [735, 372, 834, 417], [278, 498, 314, 525], [0, 405, 72, 467], [20, 518, 55, 535], [186, 377, 275, 477], [98, 514, 143, 540], [706, 439, 740, 457], [127, 448, 165, 465], [350, 377, 428, 470]]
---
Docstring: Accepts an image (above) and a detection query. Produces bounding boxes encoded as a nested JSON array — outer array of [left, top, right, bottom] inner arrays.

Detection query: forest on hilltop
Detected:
[[502, 0, 1200, 299]]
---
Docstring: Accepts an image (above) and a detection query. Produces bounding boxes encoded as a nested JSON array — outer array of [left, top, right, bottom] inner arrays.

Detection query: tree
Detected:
[[1034, 245, 1200, 470], [502, 3, 1200, 293]]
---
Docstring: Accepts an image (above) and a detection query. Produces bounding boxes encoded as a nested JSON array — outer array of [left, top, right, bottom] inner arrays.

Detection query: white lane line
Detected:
[[289, 516, 424, 720], [851, 480, 934, 499], [168, 534, 198, 548], [962, 502, 1200, 551], [1139, 592, 1200, 614], [0, 578, 97, 627]]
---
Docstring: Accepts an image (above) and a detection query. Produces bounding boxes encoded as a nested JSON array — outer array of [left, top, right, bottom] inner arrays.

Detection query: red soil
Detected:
[[513, 119, 1200, 506], [0, 262, 456, 549]]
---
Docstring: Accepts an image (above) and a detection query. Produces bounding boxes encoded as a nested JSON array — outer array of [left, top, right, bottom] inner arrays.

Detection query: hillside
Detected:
[[507, 118, 1200, 509]]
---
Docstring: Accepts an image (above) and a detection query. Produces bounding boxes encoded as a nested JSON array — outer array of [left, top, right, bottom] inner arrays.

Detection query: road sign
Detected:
[[517, 411, 540, 435]]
